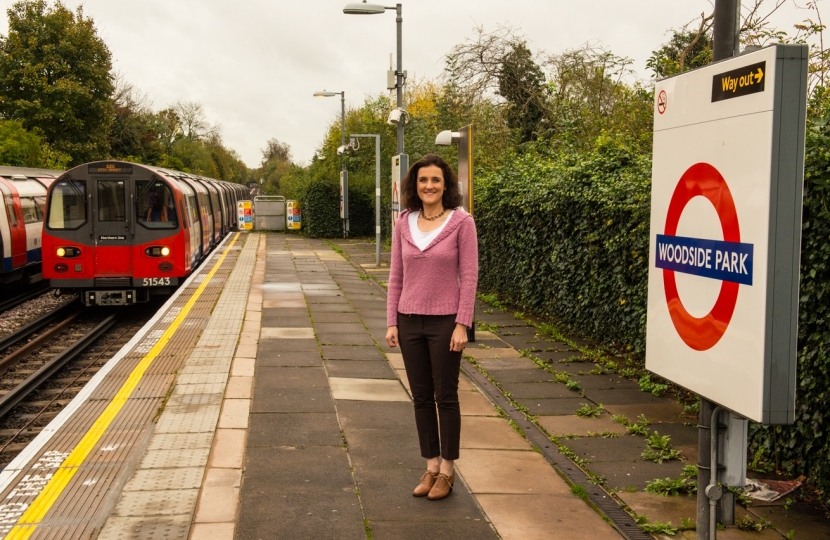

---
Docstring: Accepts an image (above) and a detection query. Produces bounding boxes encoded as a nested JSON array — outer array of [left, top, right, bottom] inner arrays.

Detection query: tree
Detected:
[[497, 42, 549, 144], [262, 138, 291, 163], [0, 0, 114, 164], [0, 119, 69, 168]]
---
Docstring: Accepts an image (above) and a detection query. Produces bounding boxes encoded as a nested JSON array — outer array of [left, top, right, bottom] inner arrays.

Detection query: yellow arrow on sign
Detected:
[[755, 67, 764, 83]]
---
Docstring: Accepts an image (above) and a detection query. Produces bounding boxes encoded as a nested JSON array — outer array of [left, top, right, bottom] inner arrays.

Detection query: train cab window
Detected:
[[20, 197, 40, 224], [47, 179, 86, 230], [135, 178, 177, 229], [97, 180, 126, 222], [0, 184, 17, 227]]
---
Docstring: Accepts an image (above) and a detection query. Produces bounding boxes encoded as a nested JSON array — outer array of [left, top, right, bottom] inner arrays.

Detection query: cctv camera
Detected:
[[337, 145, 347, 155], [387, 108, 409, 126]]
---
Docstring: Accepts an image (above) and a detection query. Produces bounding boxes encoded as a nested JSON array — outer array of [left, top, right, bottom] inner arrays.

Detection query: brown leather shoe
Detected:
[[413, 470, 437, 497], [427, 472, 455, 500]]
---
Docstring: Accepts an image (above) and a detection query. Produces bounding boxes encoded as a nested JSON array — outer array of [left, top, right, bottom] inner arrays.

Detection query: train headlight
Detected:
[[56, 247, 80, 258], [145, 246, 171, 257]]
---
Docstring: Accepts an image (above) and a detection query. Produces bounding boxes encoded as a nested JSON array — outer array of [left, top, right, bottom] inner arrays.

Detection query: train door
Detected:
[[92, 176, 131, 275], [0, 180, 26, 270]]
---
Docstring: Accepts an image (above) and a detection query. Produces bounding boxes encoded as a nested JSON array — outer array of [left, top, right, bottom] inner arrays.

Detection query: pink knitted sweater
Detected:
[[387, 209, 479, 327]]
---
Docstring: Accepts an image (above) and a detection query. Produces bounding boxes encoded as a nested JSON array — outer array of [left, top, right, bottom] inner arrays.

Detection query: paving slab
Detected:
[[255, 350, 323, 367], [536, 414, 630, 437], [499, 381, 576, 399], [257, 338, 320, 353], [329, 377, 410, 402], [476, 493, 623, 540], [316, 331, 376, 346], [513, 397, 589, 415], [356, 467, 486, 522], [322, 345, 386, 361], [460, 417, 529, 450], [250, 386, 336, 413], [336, 400, 416, 431], [324, 359, 397, 379], [369, 520, 497, 540], [247, 412, 343, 447]]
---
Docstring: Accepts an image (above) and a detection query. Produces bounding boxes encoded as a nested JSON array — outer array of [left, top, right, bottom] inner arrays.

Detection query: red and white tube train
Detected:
[[42, 161, 248, 306], [1, 166, 62, 284]]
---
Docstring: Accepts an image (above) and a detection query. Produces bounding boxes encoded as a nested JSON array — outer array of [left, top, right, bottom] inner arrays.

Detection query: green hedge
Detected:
[[475, 140, 652, 353], [301, 178, 377, 238], [476, 132, 830, 499]]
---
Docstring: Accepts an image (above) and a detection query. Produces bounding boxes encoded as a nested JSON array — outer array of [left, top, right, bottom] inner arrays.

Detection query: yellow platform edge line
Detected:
[[5, 233, 242, 539]]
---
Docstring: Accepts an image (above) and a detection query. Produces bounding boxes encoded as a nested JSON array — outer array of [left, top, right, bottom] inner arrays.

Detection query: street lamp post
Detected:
[[348, 134, 382, 265], [343, 1, 404, 155], [313, 90, 348, 237]]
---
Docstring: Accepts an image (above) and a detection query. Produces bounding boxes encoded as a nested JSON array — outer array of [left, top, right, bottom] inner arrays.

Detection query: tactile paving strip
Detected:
[[96, 516, 190, 540]]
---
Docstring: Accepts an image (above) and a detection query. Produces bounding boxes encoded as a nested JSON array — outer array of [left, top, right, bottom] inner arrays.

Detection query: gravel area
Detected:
[[0, 292, 78, 339]]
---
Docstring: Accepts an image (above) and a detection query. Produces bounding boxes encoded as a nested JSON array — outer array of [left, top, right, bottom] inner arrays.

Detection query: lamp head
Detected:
[[435, 130, 461, 146], [313, 91, 339, 98], [343, 1, 387, 14]]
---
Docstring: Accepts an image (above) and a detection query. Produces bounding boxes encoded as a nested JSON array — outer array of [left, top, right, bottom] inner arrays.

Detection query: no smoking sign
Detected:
[[646, 45, 807, 424]]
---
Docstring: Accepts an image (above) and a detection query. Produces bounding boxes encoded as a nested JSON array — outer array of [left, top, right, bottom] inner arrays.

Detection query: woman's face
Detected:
[[416, 165, 445, 207]]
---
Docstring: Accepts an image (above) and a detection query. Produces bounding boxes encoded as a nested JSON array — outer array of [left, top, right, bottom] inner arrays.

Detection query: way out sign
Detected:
[[646, 44, 808, 425]]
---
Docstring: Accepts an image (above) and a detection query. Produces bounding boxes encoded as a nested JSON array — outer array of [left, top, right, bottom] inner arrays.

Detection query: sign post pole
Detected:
[[699, 4, 741, 537]]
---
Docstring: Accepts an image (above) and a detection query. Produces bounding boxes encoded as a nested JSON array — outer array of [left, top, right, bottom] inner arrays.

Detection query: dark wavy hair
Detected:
[[401, 153, 462, 211]]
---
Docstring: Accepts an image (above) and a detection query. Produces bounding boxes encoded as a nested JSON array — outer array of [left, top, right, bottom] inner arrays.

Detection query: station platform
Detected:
[[0, 231, 619, 540], [0, 232, 823, 540]]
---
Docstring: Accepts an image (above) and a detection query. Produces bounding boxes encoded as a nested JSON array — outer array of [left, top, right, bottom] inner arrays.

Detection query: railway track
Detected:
[[0, 282, 51, 314], [0, 303, 159, 467]]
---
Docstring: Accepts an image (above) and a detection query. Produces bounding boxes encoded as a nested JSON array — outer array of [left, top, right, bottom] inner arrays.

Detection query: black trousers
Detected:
[[397, 313, 462, 461]]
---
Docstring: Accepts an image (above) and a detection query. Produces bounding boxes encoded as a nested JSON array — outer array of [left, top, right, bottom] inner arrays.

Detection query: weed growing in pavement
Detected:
[[638, 374, 669, 396], [786, 530, 796, 540], [679, 517, 696, 531], [611, 414, 630, 425], [735, 516, 774, 531], [571, 484, 588, 499], [587, 472, 607, 485], [618, 367, 640, 379], [627, 414, 652, 436], [645, 476, 697, 496], [600, 431, 621, 438], [641, 521, 678, 535], [554, 371, 571, 384], [642, 432, 682, 463], [683, 401, 700, 416], [476, 321, 500, 333], [566, 379, 582, 392], [730, 486, 754, 507], [477, 292, 507, 311], [483, 308, 493, 314], [576, 403, 605, 418], [588, 365, 607, 375], [324, 240, 345, 256]]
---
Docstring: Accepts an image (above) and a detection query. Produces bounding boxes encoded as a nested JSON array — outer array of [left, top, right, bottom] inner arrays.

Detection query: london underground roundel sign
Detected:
[[657, 163, 752, 351], [645, 44, 806, 425]]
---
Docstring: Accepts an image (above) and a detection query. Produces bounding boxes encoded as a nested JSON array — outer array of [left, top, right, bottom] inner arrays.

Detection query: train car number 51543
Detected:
[[143, 277, 171, 287]]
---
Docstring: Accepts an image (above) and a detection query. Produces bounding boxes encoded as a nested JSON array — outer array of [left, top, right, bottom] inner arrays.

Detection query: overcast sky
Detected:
[[0, 1, 816, 167]]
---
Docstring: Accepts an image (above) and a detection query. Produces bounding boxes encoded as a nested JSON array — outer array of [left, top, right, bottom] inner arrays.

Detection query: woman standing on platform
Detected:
[[385, 153, 478, 501]]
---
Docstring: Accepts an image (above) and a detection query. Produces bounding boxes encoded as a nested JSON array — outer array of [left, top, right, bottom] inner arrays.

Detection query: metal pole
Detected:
[[713, 0, 741, 61], [341, 92, 349, 238], [395, 4, 404, 155], [375, 135, 381, 266], [698, 7, 740, 539]]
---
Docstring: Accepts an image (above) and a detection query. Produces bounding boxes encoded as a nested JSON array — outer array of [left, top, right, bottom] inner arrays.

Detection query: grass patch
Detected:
[[576, 403, 605, 418]]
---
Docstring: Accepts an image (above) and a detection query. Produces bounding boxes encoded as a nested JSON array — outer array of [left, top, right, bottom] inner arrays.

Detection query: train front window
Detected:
[[97, 180, 126, 222], [47, 179, 86, 230], [136, 178, 177, 229]]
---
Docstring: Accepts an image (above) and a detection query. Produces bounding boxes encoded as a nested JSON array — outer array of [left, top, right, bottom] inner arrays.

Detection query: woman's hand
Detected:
[[450, 323, 468, 352], [386, 326, 399, 348]]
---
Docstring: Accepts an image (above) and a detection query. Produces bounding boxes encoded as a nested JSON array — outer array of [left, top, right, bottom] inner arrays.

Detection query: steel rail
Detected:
[[0, 282, 50, 313], [0, 314, 117, 419], [0, 302, 80, 358]]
